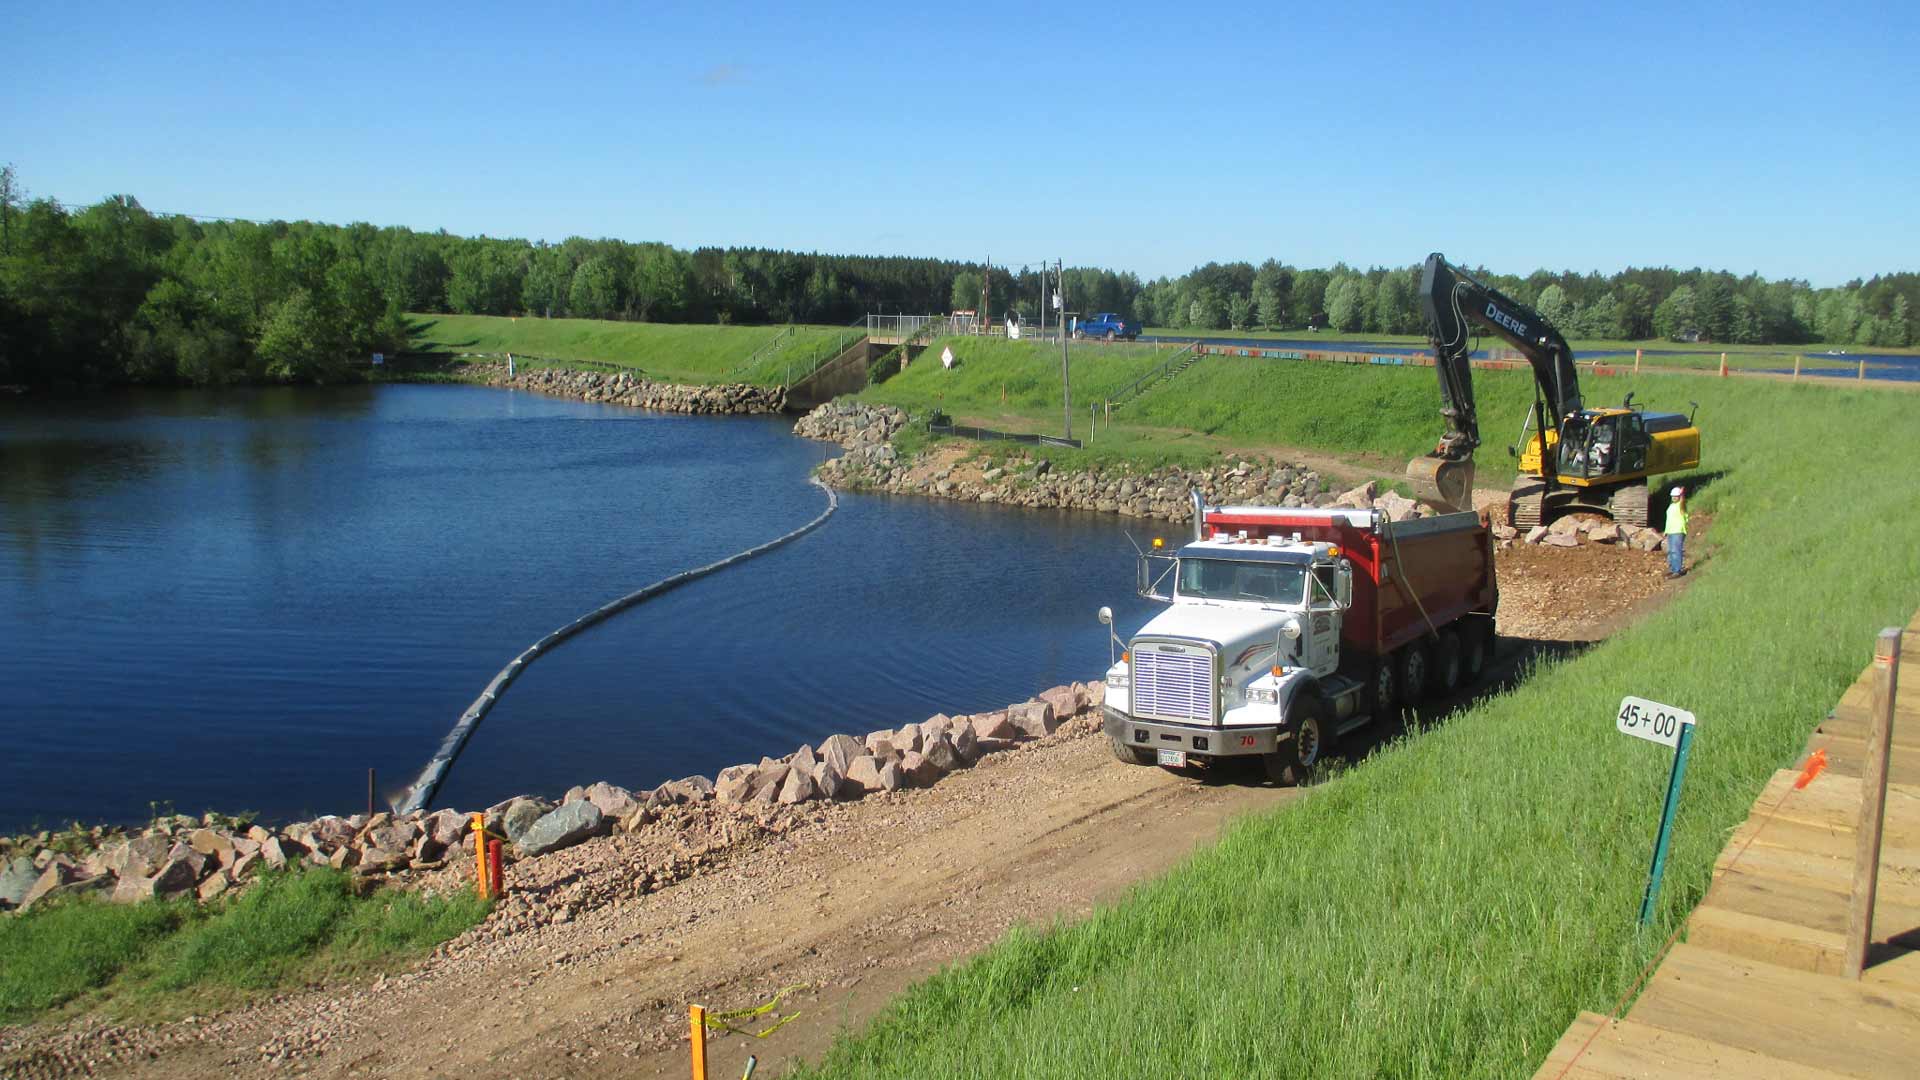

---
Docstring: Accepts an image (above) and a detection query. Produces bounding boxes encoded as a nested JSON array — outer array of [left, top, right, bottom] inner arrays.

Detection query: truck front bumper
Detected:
[[1102, 705, 1283, 759]]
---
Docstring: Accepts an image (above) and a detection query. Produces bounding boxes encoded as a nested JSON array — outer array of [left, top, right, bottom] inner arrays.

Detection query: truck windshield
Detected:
[[1177, 558, 1307, 605]]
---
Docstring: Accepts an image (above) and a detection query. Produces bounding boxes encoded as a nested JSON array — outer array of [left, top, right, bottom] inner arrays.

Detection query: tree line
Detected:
[[2, 170, 1913, 389]]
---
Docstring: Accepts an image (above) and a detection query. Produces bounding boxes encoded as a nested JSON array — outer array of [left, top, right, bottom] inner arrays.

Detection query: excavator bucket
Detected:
[[1406, 455, 1475, 513]]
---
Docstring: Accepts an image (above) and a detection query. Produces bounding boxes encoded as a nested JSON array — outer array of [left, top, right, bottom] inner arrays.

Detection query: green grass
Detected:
[[406, 313, 858, 386], [796, 360, 1920, 1077], [0, 869, 489, 1024], [1146, 326, 1910, 373]]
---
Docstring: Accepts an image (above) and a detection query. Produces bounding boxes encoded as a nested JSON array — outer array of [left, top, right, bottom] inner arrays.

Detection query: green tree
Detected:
[[522, 245, 573, 318], [1890, 295, 1912, 347], [1252, 260, 1291, 330], [631, 245, 691, 322], [568, 255, 621, 319], [1227, 292, 1253, 330], [1534, 284, 1572, 331], [950, 270, 983, 313], [1615, 282, 1653, 339], [1290, 268, 1330, 326], [1653, 285, 1697, 340], [255, 288, 349, 382]]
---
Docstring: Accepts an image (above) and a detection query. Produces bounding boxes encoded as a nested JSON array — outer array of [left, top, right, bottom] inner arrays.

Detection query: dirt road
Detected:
[[0, 506, 1685, 1080]]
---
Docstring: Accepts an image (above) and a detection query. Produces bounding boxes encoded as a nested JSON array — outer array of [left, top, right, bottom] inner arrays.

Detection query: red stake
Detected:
[[487, 838, 505, 897]]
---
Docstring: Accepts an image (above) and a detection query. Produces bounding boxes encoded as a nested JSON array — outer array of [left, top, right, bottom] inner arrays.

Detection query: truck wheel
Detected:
[[1108, 734, 1153, 766], [1265, 696, 1326, 786], [1435, 630, 1463, 694], [1105, 330, 1116, 342], [1397, 643, 1430, 707], [1461, 618, 1491, 682], [1372, 659, 1397, 716]]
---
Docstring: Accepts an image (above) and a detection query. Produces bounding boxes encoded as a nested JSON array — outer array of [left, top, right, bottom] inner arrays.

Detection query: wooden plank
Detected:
[[1687, 904, 1920, 991], [1816, 703, 1920, 751], [1803, 732, 1920, 786], [1533, 1011, 1856, 1079], [1701, 869, 1920, 945], [1740, 771, 1920, 848], [1629, 944, 1920, 1078], [1718, 815, 1920, 875], [1711, 842, 1920, 907]]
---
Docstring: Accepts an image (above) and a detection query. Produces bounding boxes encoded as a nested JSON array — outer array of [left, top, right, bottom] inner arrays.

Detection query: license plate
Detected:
[[1156, 749, 1188, 768]]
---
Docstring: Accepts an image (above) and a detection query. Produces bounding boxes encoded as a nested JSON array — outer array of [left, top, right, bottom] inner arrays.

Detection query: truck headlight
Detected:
[[1247, 687, 1279, 705], [1107, 670, 1129, 689]]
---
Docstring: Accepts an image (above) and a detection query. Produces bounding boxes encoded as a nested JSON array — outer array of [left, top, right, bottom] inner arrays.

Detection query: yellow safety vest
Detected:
[[1664, 502, 1688, 535]]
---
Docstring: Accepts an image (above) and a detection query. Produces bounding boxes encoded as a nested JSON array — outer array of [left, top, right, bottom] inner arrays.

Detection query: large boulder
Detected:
[[1334, 481, 1377, 510], [649, 776, 715, 805], [715, 765, 757, 804], [777, 768, 820, 805], [899, 750, 945, 788], [584, 782, 638, 819], [923, 736, 966, 773], [1543, 533, 1580, 548], [845, 755, 891, 794], [499, 798, 551, 844], [918, 715, 953, 742], [1631, 529, 1666, 552], [748, 762, 792, 802], [1, 855, 40, 908], [19, 862, 79, 910], [971, 711, 1016, 741], [1007, 701, 1058, 739], [1085, 681, 1106, 708], [818, 734, 866, 776], [891, 725, 925, 755], [1038, 685, 1080, 719], [1588, 522, 1621, 544], [1375, 492, 1419, 522], [515, 801, 608, 857], [811, 760, 851, 800], [951, 724, 981, 764], [789, 744, 820, 774], [424, 809, 469, 848], [1547, 515, 1583, 537], [1524, 526, 1548, 545]]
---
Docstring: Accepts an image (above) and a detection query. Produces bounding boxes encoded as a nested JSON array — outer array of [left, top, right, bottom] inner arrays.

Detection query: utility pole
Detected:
[[1059, 259, 1071, 441]]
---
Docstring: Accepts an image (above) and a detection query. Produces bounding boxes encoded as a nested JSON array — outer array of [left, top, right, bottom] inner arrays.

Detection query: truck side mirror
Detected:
[[1336, 562, 1353, 609], [1097, 605, 1113, 625]]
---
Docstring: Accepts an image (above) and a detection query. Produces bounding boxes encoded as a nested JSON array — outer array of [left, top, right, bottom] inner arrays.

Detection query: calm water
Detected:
[[0, 385, 1156, 831]]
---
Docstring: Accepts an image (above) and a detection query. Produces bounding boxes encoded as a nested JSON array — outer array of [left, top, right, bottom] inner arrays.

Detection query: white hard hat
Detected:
[[1670, 489, 1684, 499]]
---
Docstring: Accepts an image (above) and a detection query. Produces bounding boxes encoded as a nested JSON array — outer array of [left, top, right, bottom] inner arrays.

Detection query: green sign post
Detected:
[[1617, 695, 1699, 927]]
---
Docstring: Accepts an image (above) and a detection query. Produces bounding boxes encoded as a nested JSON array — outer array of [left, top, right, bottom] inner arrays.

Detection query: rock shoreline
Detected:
[[464, 362, 787, 415], [2, 682, 1107, 916]]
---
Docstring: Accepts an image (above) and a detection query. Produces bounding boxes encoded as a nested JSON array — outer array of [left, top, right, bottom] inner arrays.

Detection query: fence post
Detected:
[[1845, 627, 1902, 978], [1858, 357, 1867, 381], [1718, 352, 1728, 377], [1634, 348, 1641, 374], [689, 1004, 709, 1080], [1793, 354, 1802, 381]]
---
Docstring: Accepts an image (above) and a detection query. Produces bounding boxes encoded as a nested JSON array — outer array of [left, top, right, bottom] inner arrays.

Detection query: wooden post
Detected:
[[689, 1005, 709, 1080], [1844, 627, 1902, 978], [1858, 357, 1867, 380], [1718, 352, 1728, 377], [1634, 348, 1642, 374], [1793, 354, 1802, 381]]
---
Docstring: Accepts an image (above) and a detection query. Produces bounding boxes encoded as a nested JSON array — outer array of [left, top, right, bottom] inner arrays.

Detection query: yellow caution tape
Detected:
[[700, 984, 808, 1039]]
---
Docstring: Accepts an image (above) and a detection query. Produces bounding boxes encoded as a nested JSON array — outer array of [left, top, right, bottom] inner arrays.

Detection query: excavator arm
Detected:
[[1407, 252, 1583, 511]]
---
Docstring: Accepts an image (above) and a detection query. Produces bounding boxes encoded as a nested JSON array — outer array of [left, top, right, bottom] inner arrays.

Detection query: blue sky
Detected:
[[5, 1, 1915, 286]]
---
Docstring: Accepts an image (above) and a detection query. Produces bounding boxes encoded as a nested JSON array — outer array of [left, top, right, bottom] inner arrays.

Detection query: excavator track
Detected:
[[1606, 481, 1650, 527], [1508, 477, 1547, 529]]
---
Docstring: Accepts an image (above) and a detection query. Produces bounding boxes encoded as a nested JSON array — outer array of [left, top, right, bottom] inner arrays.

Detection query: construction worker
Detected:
[[1664, 487, 1688, 578]]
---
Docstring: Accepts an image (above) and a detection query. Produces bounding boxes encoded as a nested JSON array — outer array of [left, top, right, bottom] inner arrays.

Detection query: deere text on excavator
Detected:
[[1406, 252, 1703, 527]]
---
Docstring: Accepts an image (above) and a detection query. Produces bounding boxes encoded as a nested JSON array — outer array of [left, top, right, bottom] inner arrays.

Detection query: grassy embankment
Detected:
[[405, 313, 857, 386], [790, 340, 1920, 1077], [1144, 325, 1914, 374], [0, 869, 488, 1025]]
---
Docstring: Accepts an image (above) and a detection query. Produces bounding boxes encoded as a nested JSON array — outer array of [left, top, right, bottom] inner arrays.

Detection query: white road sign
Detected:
[[1617, 696, 1696, 748]]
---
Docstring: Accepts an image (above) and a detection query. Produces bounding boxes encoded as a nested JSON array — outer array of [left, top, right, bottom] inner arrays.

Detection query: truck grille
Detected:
[[1131, 643, 1217, 723]]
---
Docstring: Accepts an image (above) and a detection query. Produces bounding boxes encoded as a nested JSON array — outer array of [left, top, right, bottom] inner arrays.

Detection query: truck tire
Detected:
[[1371, 659, 1397, 716], [1461, 618, 1492, 683], [1435, 629, 1463, 694], [1265, 695, 1327, 786], [1104, 330, 1116, 342], [1397, 642, 1430, 707], [1108, 734, 1153, 766]]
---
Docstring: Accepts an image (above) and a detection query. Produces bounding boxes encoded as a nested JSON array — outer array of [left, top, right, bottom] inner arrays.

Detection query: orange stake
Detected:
[[1796, 747, 1828, 789], [689, 1005, 709, 1080], [471, 813, 490, 900]]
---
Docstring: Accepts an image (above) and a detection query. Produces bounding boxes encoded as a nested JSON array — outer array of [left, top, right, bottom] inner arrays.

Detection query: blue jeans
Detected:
[[1667, 531, 1685, 575]]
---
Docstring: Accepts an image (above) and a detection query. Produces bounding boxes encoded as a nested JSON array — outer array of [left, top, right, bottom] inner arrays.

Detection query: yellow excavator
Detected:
[[1406, 253, 1702, 527]]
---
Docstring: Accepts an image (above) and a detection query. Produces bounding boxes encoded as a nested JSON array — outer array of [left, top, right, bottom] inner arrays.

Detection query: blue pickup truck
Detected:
[[1074, 313, 1139, 341]]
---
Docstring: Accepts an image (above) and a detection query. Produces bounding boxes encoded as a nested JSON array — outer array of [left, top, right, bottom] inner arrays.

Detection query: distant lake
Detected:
[[1135, 335, 1920, 381], [0, 385, 1157, 832]]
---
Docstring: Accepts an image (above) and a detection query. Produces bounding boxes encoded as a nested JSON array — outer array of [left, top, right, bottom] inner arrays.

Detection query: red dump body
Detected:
[[1201, 506, 1498, 658]]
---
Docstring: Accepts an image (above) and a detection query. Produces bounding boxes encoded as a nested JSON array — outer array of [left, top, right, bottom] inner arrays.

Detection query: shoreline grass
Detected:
[[404, 313, 851, 386], [0, 869, 488, 1025], [792, 344, 1920, 1077]]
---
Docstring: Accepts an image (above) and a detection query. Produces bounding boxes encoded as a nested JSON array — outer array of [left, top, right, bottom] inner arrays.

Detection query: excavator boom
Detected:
[[1407, 253, 1583, 511]]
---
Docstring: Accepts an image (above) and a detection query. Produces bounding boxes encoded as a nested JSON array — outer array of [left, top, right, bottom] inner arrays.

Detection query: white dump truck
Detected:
[[1100, 494, 1499, 783]]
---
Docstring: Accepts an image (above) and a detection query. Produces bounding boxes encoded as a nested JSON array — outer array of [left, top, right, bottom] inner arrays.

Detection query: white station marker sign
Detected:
[[1617, 696, 1696, 748]]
